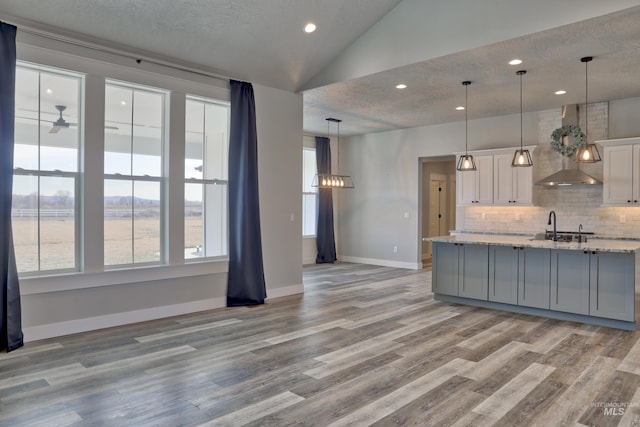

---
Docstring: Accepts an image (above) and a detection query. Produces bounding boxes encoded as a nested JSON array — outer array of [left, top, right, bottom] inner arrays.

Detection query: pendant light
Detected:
[[512, 70, 533, 167], [311, 118, 355, 189], [456, 81, 477, 171], [575, 56, 601, 163]]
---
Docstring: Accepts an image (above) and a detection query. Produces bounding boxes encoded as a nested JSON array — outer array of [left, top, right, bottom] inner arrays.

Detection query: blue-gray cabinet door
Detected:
[[518, 248, 551, 309], [589, 251, 635, 321], [459, 243, 489, 300], [488, 245, 519, 304], [432, 242, 459, 296], [550, 249, 590, 315]]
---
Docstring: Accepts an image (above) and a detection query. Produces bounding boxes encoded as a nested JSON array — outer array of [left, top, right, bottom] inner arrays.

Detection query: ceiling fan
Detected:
[[49, 104, 74, 133], [49, 105, 119, 133]]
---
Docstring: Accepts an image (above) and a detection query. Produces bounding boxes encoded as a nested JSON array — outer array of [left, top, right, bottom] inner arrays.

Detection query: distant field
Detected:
[[12, 218, 203, 272]]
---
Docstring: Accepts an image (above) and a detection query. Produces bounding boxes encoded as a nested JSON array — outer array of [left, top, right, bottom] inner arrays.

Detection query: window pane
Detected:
[[133, 181, 161, 263], [303, 193, 317, 237], [185, 183, 203, 258], [204, 184, 227, 257], [204, 103, 228, 181], [39, 73, 80, 172], [104, 179, 133, 265], [39, 176, 76, 271], [11, 175, 39, 272], [105, 85, 133, 175], [185, 100, 204, 180], [132, 91, 163, 176], [303, 149, 317, 192]]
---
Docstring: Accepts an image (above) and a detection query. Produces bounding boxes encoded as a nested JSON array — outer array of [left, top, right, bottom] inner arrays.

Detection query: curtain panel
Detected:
[[0, 21, 23, 352], [226, 80, 267, 306], [315, 136, 337, 264]]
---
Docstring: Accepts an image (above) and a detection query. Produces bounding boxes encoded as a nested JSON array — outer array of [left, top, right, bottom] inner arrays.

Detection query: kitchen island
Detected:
[[425, 234, 640, 330]]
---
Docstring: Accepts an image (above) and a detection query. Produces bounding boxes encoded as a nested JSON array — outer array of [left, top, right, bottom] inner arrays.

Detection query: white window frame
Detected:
[[12, 62, 83, 275], [184, 95, 230, 261]]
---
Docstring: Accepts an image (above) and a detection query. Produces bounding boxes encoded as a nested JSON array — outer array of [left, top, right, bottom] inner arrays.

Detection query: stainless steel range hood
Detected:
[[535, 105, 601, 187]]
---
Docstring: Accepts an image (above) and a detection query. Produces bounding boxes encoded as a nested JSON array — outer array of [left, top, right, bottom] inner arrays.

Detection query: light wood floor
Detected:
[[3, 263, 640, 426]]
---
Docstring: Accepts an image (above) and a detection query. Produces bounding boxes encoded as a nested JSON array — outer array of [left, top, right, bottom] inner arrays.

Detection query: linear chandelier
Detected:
[[312, 118, 354, 189]]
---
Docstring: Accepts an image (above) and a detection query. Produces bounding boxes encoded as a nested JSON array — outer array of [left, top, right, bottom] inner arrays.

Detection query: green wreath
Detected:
[[550, 124, 585, 157]]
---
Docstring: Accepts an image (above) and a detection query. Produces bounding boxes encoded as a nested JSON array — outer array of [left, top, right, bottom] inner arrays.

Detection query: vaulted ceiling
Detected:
[[1, 0, 640, 136]]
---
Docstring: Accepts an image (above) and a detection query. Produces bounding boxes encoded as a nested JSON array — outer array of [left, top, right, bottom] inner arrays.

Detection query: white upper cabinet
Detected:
[[456, 148, 534, 207], [602, 138, 640, 206], [493, 154, 533, 206], [457, 155, 493, 205]]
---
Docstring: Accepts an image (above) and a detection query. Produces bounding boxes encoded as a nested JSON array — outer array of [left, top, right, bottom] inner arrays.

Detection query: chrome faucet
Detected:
[[547, 210, 557, 241], [578, 224, 583, 242]]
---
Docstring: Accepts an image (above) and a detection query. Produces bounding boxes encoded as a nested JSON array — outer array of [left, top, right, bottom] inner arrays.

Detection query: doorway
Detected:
[[420, 158, 456, 264]]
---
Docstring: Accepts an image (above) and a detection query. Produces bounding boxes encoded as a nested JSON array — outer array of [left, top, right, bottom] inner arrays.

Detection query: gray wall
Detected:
[[336, 112, 538, 268], [18, 34, 303, 340]]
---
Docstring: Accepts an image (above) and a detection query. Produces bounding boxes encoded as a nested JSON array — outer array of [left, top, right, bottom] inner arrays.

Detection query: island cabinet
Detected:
[[493, 154, 533, 206], [602, 143, 640, 206], [432, 242, 489, 300], [488, 246, 550, 308], [550, 250, 590, 315], [550, 249, 636, 320], [589, 251, 635, 321], [456, 155, 493, 206]]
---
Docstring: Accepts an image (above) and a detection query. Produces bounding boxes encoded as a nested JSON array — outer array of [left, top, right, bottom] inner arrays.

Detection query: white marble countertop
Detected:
[[424, 234, 640, 254]]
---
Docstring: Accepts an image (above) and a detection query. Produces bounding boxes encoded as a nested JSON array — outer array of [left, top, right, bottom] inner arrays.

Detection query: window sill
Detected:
[[303, 235, 317, 240], [20, 259, 229, 295]]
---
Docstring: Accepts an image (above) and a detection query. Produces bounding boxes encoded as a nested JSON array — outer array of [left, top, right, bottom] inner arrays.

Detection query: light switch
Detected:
[[403, 212, 410, 219], [290, 213, 294, 222]]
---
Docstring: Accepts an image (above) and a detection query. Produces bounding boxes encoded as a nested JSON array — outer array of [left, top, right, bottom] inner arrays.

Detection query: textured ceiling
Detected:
[[1, 1, 640, 137], [0, 0, 401, 92], [303, 6, 640, 136]]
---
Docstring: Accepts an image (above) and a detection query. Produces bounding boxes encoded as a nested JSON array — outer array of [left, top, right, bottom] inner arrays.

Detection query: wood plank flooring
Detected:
[[3, 263, 640, 426]]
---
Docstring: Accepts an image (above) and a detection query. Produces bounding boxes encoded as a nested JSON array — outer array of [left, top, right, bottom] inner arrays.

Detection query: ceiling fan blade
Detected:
[[105, 125, 119, 130], [49, 126, 62, 134]]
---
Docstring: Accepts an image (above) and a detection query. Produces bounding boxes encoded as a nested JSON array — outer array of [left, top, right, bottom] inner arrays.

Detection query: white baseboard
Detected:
[[23, 284, 305, 342], [266, 283, 304, 299], [339, 256, 422, 270]]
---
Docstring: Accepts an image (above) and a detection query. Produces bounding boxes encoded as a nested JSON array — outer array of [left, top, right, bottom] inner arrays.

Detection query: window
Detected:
[[12, 64, 82, 273], [104, 81, 166, 266], [302, 148, 318, 237], [184, 97, 229, 259]]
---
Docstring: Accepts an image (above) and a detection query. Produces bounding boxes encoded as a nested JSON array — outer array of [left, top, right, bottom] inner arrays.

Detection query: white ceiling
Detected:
[[1, 0, 640, 137]]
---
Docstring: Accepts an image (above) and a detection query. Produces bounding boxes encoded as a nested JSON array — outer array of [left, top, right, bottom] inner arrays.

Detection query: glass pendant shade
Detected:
[[512, 70, 533, 167], [512, 149, 533, 167], [457, 81, 476, 172], [575, 56, 601, 164], [457, 154, 477, 171], [575, 144, 601, 163]]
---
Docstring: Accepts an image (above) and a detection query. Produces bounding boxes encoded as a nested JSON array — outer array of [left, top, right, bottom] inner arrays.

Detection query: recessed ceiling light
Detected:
[[120, 100, 127, 106], [555, 90, 567, 95], [304, 22, 316, 33], [45, 88, 53, 95], [509, 59, 523, 65], [456, 106, 465, 111], [395, 83, 407, 89]]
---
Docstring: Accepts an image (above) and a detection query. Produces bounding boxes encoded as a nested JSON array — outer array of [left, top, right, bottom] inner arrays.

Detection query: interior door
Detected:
[[427, 173, 448, 258]]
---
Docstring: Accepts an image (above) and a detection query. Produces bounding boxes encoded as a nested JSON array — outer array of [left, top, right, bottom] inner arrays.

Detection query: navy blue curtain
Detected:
[[0, 22, 23, 352], [226, 80, 266, 306], [315, 136, 337, 264]]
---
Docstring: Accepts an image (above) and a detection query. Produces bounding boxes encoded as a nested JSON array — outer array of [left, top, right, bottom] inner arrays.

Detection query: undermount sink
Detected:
[[530, 231, 593, 243]]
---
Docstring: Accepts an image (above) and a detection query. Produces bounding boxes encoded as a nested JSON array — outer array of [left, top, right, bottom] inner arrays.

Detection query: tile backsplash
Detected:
[[464, 101, 640, 237]]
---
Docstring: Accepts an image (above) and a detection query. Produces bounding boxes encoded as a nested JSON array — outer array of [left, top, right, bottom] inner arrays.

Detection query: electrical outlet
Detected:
[[481, 212, 486, 220], [620, 214, 626, 223], [393, 246, 398, 253], [403, 211, 410, 219], [515, 213, 521, 221]]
